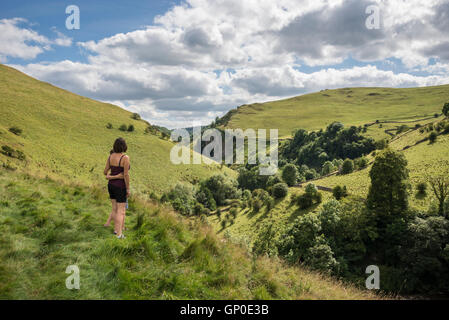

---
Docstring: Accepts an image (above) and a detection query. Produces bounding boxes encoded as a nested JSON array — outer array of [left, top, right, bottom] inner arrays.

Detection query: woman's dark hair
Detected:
[[112, 137, 127, 153]]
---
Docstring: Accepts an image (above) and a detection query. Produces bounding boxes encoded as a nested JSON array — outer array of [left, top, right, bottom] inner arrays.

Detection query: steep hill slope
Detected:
[[0, 64, 233, 194], [221, 86, 449, 137], [0, 168, 376, 299]]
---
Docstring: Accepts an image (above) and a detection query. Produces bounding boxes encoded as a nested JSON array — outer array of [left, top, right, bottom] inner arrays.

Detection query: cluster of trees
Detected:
[[254, 149, 449, 294], [161, 174, 240, 216], [281, 122, 376, 170]]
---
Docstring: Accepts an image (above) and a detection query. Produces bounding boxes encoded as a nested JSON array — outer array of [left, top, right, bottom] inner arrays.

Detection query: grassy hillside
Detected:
[[318, 120, 449, 211], [222, 86, 449, 137], [0, 168, 375, 299], [0, 64, 233, 195]]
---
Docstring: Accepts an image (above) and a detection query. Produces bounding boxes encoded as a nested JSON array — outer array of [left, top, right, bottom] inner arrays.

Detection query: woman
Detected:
[[103, 137, 130, 239]]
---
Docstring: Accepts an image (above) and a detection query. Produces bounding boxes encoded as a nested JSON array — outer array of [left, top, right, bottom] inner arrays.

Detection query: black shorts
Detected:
[[108, 184, 127, 203]]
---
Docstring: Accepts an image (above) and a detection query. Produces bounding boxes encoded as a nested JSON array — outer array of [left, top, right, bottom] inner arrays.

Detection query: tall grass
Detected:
[[0, 168, 376, 299]]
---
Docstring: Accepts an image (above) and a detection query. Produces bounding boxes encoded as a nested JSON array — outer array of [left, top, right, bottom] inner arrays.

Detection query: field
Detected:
[[223, 86, 449, 138], [0, 168, 376, 299], [0, 64, 234, 195]]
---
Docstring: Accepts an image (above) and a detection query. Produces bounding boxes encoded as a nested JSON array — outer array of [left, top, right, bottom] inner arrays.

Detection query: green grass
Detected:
[[223, 86, 449, 137], [0, 64, 234, 195], [0, 168, 375, 299], [209, 189, 333, 244], [317, 118, 449, 211]]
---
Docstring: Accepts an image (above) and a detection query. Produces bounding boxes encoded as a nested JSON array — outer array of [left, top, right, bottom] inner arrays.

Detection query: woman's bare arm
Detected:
[[123, 155, 130, 196], [106, 172, 124, 180], [103, 157, 110, 176]]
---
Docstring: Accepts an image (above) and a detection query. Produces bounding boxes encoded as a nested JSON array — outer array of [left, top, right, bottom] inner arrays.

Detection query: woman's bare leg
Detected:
[[104, 200, 117, 227], [115, 203, 126, 237]]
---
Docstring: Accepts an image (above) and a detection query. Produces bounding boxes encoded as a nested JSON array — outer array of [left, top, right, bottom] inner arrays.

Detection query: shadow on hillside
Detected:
[[288, 203, 321, 223]]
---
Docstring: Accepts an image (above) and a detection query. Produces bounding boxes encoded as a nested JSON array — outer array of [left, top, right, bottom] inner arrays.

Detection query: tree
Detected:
[[272, 183, 289, 199], [443, 102, 449, 117], [131, 113, 141, 120], [429, 131, 437, 144], [282, 164, 298, 186], [321, 161, 335, 175], [127, 124, 135, 132], [416, 182, 427, 197], [426, 168, 449, 217], [332, 185, 348, 200], [367, 149, 409, 219], [341, 159, 354, 174]]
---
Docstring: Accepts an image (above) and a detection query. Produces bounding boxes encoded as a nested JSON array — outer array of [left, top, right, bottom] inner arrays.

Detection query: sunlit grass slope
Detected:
[[224, 86, 449, 137], [318, 119, 449, 211], [0, 64, 233, 194], [0, 168, 375, 300]]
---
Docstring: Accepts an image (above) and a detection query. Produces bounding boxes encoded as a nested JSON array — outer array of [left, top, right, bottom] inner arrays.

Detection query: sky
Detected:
[[2, 0, 449, 129]]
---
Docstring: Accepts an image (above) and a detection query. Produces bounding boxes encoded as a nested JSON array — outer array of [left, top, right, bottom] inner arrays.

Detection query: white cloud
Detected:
[[0, 18, 72, 62]]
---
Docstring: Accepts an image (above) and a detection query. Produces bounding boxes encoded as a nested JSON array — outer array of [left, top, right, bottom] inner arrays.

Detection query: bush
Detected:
[[16, 150, 26, 161], [375, 139, 388, 150], [119, 124, 127, 131], [272, 183, 289, 199], [296, 184, 322, 209], [444, 123, 449, 134], [304, 169, 317, 181], [429, 131, 437, 144], [230, 207, 238, 219], [193, 202, 205, 216], [106, 123, 113, 129], [321, 161, 336, 175], [252, 198, 263, 212], [332, 185, 348, 200], [203, 174, 239, 206], [9, 127, 22, 136], [163, 184, 195, 215], [341, 159, 354, 174], [282, 164, 298, 186], [355, 157, 368, 169], [127, 124, 135, 132], [1, 145, 15, 157], [131, 113, 141, 120], [443, 102, 449, 117], [416, 182, 427, 197]]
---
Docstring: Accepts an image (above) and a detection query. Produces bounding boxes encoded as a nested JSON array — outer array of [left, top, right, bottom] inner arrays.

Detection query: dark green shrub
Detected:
[[119, 124, 127, 131], [230, 208, 238, 219], [282, 164, 298, 186], [443, 102, 449, 117], [9, 127, 22, 136], [194, 202, 205, 216], [429, 131, 437, 144], [131, 113, 141, 120], [341, 159, 354, 174], [106, 123, 113, 129], [332, 185, 348, 200], [127, 124, 135, 132], [272, 183, 288, 199], [1, 145, 15, 157], [416, 183, 427, 197], [252, 198, 263, 212]]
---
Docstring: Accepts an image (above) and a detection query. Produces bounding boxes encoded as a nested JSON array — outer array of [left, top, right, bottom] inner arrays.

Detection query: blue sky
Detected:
[[1, 0, 178, 64], [1, 1, 449, 128]]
